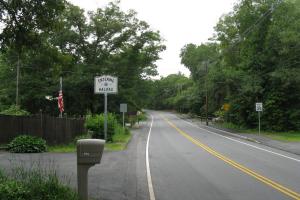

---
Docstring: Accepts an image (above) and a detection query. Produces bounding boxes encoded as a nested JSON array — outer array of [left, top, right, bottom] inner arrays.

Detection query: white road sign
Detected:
[[120, 103, 127, 113], [94, 75, 118, 94], [256, 103, 263, 112]]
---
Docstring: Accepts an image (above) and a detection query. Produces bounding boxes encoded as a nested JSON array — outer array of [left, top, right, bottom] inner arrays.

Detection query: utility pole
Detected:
[[205, 61, 208, 126]]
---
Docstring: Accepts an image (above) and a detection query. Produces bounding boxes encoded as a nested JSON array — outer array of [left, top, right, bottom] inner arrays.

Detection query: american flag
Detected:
[[58, 90, 64, 113]]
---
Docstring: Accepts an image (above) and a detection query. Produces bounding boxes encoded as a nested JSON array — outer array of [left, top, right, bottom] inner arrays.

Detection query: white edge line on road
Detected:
[[177, 117, 300, 163], [146, 115, 156, 200]]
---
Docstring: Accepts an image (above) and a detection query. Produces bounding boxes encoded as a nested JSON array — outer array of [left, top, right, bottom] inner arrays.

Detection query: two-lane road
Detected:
[[147, 111, 300, 200]]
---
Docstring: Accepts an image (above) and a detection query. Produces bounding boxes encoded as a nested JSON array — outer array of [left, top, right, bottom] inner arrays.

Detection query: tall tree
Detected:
[[178, 0, 300, 131], [213, 0, 300, 130], [0, 0, 65, 107], [0, 1, 165, 115]]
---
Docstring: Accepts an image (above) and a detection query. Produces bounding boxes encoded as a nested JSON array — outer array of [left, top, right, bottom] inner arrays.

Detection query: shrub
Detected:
[[8, 135, 47, 153], [85, 113, 119, 142], [84, 114, 101, 133], [137, 111, 147, 122], [0, 169, 5, 180], [0, 105, 30, 116], [85, 113, 129, 142], [0, 179, 30, 200]]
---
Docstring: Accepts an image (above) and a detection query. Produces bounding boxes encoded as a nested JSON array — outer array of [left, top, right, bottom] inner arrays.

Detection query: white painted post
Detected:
[[258, 111, 261, 136], [123, 111, 125, 129], [104, 93, 108, 140]]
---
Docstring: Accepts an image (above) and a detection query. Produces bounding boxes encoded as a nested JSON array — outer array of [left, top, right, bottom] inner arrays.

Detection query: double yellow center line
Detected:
[[163, 117, 300, 200]]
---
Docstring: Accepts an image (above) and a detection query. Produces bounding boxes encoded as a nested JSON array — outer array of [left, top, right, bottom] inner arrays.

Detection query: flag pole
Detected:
[[59, 77, 63, 118]]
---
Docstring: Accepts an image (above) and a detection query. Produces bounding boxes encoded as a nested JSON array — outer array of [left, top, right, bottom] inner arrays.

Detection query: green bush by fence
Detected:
[[0, 105, 30, 116], [7, 135, 47, 153], [85, 113, 128, 142]]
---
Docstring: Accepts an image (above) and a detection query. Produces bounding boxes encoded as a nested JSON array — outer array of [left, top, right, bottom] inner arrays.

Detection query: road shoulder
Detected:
[[177, 114, 300, 156]]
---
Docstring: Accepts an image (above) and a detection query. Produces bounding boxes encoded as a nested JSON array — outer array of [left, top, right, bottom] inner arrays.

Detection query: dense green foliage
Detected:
[[0, 0, 165, 116], [150, 73, 198, 113], [85, 113, 129, 142], [152, 0, 300, 131], [0, 167, 78, 200], [0, 105, 30, 116], [8, 135, 47, 153]]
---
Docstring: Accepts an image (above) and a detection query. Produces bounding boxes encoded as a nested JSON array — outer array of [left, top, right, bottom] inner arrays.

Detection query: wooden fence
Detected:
[[0, 114, 85, 145]]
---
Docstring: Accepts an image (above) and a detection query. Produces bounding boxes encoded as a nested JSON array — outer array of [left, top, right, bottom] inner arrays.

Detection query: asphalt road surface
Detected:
[[147, 111, 300, 200]]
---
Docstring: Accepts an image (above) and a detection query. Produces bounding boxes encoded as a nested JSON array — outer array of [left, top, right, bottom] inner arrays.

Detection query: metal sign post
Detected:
[[120, 103, 127, 129], [258, 111, 261, 136], [104, 93, 108, 140], [95, 75, 118, 140], [123, 112, 125, 128], [256, 102, 263, 136]]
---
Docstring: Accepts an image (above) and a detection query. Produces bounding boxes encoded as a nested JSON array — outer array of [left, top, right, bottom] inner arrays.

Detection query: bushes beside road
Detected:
[[85, 113, 129, 142], [7, 135, 47, 153]]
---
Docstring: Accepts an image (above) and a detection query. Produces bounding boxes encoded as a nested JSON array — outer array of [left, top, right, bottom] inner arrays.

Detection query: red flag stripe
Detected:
[[58, 90, 64, 112]]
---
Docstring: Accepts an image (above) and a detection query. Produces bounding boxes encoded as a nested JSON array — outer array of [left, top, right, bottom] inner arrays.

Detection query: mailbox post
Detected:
[[77, 139, 105, 200]]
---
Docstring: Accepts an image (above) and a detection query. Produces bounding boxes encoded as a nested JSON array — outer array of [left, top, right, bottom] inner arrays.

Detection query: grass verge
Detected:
[[0, 144, 7, 150], [105, 132, 131, 151], [213, 122, 300, 142], [265, 132, 300, 142], [48, 143, 76, 153], [48, 131, 132, 152]]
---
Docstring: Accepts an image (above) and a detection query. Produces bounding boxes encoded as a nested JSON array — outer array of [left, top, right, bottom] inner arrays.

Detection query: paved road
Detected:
[[148, 111, 300, 200]]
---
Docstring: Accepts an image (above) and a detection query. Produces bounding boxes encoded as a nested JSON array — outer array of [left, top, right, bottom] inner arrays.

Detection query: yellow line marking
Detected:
[[163, 116, 300, 200]]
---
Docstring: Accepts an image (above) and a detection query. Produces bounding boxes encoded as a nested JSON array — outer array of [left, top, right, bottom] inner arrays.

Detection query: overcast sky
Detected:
[[69, 0, 238, 77]]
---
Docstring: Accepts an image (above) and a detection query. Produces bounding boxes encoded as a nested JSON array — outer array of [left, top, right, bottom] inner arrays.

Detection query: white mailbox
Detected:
[[77, 139, 105, 200], [77, 139, 105, 164]]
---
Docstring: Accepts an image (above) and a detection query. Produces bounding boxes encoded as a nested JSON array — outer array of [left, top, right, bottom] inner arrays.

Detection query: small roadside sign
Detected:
[[94, 75, 118, 94], [222, 103, 230, 111], [120, 103, 127, 113], [255, 102, 263, 136], [256, 103, 263, 112]]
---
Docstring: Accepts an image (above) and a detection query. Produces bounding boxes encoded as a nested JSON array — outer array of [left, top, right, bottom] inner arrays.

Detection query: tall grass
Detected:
[[0, 159, 79, 200]]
